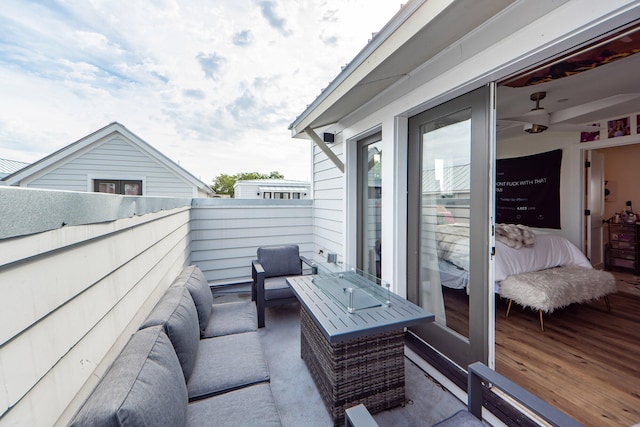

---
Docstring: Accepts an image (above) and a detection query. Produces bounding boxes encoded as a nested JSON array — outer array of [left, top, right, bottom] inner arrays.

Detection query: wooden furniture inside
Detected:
[[606, 220, 640, 274]]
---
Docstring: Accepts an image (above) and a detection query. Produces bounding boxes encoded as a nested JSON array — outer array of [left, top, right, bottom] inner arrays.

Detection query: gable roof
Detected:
[[1, 122, 214, 196]]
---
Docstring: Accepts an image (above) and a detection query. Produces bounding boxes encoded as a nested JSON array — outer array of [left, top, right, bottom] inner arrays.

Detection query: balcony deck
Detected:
[[212, 288, 466, 426]]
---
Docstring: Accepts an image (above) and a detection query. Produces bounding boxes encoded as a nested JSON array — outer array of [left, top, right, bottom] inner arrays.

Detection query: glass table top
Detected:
[[307, 261, 390, 313]]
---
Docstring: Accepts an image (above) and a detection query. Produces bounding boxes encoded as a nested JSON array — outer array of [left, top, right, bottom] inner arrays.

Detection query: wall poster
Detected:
[[496, 149, 562, 229]]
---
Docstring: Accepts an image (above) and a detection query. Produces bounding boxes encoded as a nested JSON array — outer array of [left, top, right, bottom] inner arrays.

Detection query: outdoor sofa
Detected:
[[68, 265, 282, 426]]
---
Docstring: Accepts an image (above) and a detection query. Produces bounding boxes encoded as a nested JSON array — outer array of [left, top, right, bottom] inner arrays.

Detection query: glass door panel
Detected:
[[358, 134, 382, 279], [408, 85, 493, 368]]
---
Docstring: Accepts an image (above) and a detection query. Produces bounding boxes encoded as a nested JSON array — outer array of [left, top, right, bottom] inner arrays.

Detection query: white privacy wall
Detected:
[[0, 188, 192, 426], [190, 198, 314, 285]]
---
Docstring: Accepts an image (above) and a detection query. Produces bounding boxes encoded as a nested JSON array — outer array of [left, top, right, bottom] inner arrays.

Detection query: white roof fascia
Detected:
[[288, 0, 433, 137], [1, 123, 123, 186], [112, 124, 214, 195]]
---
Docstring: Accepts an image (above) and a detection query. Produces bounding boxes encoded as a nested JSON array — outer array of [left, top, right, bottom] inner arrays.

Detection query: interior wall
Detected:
[[596, 143, 640, 219]]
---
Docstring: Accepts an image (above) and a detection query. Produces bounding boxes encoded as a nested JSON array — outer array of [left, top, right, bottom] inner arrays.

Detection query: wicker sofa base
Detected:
[[300, 306, 405, 426]]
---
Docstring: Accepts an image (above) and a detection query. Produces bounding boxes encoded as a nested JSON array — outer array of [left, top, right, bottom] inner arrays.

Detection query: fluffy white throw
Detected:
[[495, 223, 536, 249]]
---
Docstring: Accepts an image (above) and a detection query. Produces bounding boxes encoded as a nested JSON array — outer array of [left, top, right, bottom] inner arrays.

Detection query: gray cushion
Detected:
[[187, 383, 281, 427], [264, 277, 296, 301], [140, 285, 200, 383], [187, 331, 270, 400], [69, 326, 188, 427], [257, 245, 301, 278], [204, 301, 258, 337], [182, 265, 215, 337]]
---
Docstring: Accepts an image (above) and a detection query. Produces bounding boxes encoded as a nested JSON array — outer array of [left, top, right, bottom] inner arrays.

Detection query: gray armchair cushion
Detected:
[[204, 301, 258, 337], [181, 265, 215, 337], [140, 285, 200, 383], [187, 331, 270, 400], [257, 245, 301, 278], [264, 277, 296, 301], [69, 326, 188, 427], [187, 383, 281, 427]]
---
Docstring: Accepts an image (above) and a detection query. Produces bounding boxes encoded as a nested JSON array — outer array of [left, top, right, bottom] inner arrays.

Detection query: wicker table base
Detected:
[[300, 306, 405, 426]]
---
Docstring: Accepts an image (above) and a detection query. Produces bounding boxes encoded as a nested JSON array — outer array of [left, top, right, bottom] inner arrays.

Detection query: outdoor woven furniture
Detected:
[[252, 244, 303, 328], [287, 273, 433, 426]]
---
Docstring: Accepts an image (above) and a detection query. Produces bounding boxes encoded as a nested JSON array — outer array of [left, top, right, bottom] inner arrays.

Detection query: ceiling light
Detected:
[[524, 123, 548, 133]]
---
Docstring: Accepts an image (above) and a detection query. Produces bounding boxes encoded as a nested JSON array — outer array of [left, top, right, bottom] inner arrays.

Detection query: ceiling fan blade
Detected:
[[500, 110, 550, 126], [496, 120, 522, 132]]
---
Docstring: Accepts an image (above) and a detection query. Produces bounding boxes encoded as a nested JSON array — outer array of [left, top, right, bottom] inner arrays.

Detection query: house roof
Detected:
[[288, 0, 572, 137], [0, 158, 29, 179], [1, 122, 214, 195]]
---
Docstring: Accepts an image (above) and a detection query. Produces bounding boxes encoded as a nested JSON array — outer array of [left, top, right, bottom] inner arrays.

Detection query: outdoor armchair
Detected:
[[252, 244, 303, 328]]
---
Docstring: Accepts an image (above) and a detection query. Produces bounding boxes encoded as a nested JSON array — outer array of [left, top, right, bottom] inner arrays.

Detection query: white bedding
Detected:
[[435, 225, 592, 289], [494, 230, 592, 282]]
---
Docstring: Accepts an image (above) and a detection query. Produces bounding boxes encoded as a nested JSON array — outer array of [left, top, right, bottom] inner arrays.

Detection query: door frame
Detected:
[[406, 84, 496, 369]]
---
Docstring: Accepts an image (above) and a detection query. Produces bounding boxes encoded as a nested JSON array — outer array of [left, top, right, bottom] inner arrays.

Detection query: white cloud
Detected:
[[0, 0, 402, 183]]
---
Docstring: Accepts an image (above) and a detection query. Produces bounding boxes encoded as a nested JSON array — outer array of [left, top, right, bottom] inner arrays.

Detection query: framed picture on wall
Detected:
[[580, 125, 600, 142], [607, 116, 630, 138]]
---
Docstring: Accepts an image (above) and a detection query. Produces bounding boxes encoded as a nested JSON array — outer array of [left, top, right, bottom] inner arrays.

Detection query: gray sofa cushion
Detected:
[[257, 245, 301, 278], [140, 285, 200, 382], [181, 265, 214, 336], [69, 325, 188, 427], [187, 383, 281, 427], [264, 277, 296, 301], [187, 331, 270, 400], [205, 300, 258, 337]]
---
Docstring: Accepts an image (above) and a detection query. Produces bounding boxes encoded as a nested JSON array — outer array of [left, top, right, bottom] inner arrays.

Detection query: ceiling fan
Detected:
[[499, 91, 603, 134]]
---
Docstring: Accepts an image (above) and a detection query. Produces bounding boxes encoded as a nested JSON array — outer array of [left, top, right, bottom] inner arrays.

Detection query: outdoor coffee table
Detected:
[[286, 265, 434, 426]]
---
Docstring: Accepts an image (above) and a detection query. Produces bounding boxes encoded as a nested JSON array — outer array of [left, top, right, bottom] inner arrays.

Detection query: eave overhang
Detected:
[[288, 0, 517, 138]]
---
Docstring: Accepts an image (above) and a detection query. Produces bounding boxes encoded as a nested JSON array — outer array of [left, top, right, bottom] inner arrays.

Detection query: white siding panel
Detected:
[[311, 142, 345, 259], [27, 136, 195, 198], [0, 195, 191, 426], [190, 200, 313, 284]]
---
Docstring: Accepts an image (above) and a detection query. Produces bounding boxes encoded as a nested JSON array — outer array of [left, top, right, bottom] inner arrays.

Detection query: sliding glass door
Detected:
[[357, 133, 382, 278], [407, 85, 494, 368]]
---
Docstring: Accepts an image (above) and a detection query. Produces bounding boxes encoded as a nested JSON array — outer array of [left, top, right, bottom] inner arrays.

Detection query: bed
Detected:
[[435, 223, 616, 329]]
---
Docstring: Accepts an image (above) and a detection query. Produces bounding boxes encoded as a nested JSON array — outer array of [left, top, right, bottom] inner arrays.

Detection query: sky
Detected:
[[0, 0, 403, 184]]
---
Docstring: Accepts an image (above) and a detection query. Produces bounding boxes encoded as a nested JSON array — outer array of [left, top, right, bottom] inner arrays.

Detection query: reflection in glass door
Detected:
[[407, 86, 493, 368], [358, 133, 382, 279]]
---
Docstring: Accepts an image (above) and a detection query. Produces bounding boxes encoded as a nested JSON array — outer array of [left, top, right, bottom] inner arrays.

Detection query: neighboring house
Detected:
[[1, 122, 214, 198], [0, 158, 29, 179], [233, 179, 310, 199], [290, 0, 640, 424]]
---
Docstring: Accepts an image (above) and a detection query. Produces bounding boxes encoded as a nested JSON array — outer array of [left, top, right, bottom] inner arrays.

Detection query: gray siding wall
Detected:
[[27, 136, 195, 198], [311, 143, 344, 260], [0, 188, 192, 426], [190, 199, 314, 285]]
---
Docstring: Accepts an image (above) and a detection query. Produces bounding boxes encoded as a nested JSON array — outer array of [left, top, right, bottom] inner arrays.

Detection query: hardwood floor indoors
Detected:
[[443, 271, 640, 426]]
